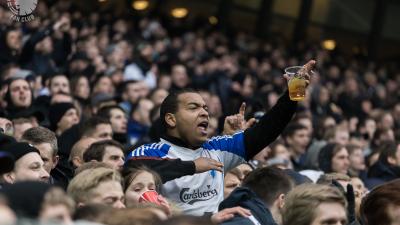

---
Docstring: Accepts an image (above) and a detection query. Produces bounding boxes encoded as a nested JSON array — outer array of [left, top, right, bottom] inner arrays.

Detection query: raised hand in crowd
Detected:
[[223, 103, 256, 135], [331, 179, 356, 224], [53, 15, 70, 32], [282, 60, 315, 86]]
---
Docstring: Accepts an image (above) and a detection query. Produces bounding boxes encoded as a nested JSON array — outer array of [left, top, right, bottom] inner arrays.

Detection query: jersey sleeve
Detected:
[[202, 132, 246, 171], [127, 143, 170, 158], [126, 143, 196, 183]]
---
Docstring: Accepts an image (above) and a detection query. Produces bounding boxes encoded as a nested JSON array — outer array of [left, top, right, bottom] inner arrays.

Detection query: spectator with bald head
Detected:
[[69, 137, 98, 169]]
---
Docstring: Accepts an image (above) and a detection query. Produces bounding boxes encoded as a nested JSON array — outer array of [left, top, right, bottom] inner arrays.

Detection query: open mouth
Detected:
[[197, 121, 209, 134]]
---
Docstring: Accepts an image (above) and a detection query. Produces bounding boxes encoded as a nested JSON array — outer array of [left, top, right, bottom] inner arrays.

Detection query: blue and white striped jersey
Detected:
[[127, 132, 246, 215]]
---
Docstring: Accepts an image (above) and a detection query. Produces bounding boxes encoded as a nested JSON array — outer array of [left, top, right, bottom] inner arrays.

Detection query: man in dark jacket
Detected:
[[219, 167, 294, 225], [0, 27, 21, 71], [366, 141, 400, 189]]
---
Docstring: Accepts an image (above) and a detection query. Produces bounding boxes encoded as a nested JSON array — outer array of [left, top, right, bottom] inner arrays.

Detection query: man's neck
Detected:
[[289, 148, 303, 161], [163, 133, 200, 150], [269, 206, 282, 225]]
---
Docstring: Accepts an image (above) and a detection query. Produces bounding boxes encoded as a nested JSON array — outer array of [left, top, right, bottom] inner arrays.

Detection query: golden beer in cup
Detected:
[[284, 66, 310, 101]]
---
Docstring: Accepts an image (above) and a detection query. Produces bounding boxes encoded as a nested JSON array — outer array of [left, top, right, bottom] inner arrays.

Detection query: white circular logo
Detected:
[[7, 0, 37, 22]]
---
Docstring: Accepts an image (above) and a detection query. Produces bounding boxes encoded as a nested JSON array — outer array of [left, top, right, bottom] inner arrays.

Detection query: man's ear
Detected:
[[72, 157, 83, 168], [2, 172, 15, 184], [165, 113, 176, 128], [277, 193, 285, 209], [285, 137, 292, 145], [52, 155, 59, 169]]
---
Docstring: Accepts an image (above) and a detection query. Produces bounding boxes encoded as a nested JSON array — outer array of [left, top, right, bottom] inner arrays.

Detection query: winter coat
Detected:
[[366, 161, 400, 189], [219, 187, 278, 225]]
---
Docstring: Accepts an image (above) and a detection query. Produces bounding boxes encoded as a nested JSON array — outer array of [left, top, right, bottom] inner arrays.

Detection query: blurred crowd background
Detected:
[[0, 0, 399, 224]]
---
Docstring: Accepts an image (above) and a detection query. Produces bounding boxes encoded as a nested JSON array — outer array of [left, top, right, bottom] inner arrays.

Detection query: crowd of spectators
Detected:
[[0, 0, 399, 225]]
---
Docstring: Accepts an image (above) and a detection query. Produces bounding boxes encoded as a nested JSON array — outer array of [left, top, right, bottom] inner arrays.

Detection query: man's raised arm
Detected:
[[243, 60, 315, 160]]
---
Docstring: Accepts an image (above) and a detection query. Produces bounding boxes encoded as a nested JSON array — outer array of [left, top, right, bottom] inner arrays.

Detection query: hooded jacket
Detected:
[[219, 187, 278, 225], [366, 160, 400, 189], [0, 27, 19, 71]]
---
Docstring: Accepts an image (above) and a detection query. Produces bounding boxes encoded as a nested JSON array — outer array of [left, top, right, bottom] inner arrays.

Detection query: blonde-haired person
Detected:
[[283, 184, 347, 225], [67, 167, 125, 209]]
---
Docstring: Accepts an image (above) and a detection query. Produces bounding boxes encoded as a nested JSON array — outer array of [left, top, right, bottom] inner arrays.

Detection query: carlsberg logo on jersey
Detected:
[[179, 185, 218, 205]]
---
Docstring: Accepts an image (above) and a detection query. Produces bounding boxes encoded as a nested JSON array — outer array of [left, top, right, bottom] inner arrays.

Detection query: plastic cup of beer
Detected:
[[284, 66, 311, 101]]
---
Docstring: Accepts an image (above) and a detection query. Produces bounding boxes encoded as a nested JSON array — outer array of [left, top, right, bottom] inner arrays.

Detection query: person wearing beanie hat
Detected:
[[2, 172, 75, 222], [0, 134, 16, 175], [318, 143, 350, 174], [0, 152, 14, 175], [0, 142, 49, 185], [48, 102, 79, 136], [0, 181, 52, 218]]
